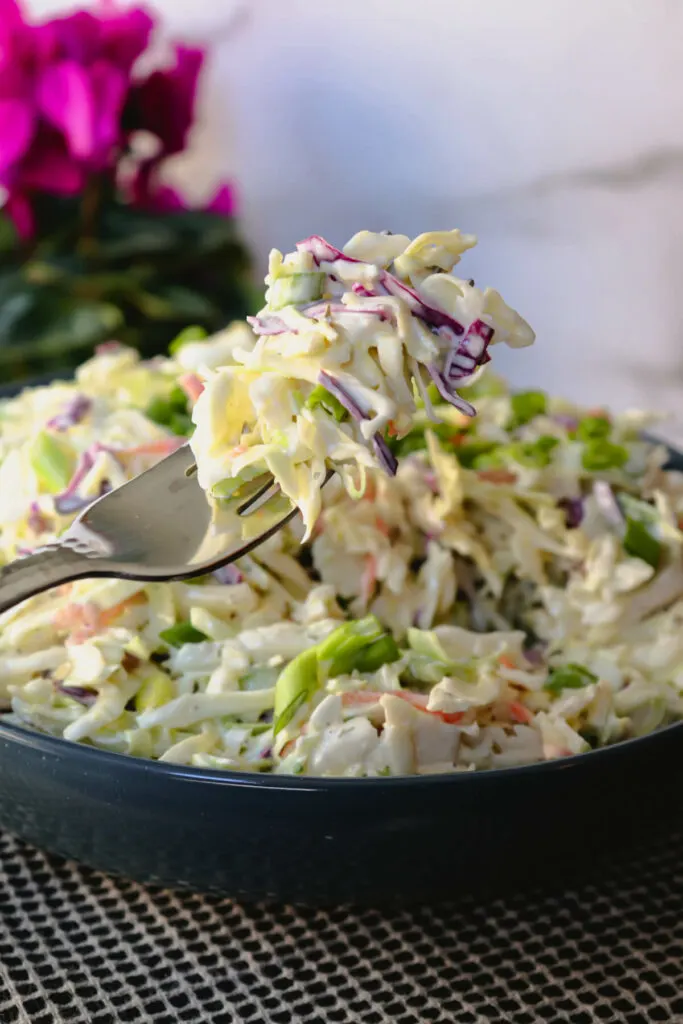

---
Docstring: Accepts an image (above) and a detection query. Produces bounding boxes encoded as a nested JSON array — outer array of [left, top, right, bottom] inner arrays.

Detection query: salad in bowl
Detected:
[[1, 228, 682, 779]]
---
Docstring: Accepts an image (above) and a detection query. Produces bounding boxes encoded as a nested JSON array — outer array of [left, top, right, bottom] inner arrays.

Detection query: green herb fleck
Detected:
[[159, 621, 208, 647], [545, 662, 598, 695], [581, 439, 629, 472]]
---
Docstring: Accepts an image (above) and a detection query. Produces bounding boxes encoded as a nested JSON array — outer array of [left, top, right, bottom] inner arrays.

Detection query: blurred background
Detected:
[[16, 0, 683, 440]]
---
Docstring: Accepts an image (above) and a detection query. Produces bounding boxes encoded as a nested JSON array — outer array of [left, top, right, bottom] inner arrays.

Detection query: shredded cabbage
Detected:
[[190, 229, 534, 537], [2, 257, 683, 777]]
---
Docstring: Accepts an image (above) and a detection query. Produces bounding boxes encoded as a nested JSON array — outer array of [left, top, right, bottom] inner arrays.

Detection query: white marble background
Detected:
[[33, 0, 683, 440]]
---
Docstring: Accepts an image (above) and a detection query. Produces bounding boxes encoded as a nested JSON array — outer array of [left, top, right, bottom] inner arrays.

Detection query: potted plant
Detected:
[[0, 0, 253, 379]]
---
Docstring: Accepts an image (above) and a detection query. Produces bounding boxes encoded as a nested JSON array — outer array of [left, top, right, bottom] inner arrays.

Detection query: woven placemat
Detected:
[[2, 829, 683, 1024]]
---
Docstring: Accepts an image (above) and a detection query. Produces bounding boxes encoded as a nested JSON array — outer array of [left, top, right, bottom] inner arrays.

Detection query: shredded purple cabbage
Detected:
[[297, 235, 467, 343], [55, 683, 97, 706], [426, 364, 476, 417], [524, 645, 547, 667], [46, 395, 92, 432], [27, 501, 50, 533], [247, 313, 289, 336], [318, 371, 397, 477], [444, 320, 493, 383], [53, 444, 116, 516], [372, 434, 398, 476], [213, 564, 244, 585], [558, 497, 585, 529], [248, 302, 392, 337], [318, 370, 367, 421]]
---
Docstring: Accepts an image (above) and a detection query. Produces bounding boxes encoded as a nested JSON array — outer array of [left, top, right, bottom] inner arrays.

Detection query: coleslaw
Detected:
[[190, 230, 534, 537], [2, 227, 683, 776]]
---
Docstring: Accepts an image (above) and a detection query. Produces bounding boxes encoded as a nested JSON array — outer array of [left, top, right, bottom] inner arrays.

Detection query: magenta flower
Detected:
[[0, 0, 153, 210], [125, 44, 204, 158]]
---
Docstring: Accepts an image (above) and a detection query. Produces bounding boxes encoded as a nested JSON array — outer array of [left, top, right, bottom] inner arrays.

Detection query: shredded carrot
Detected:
[[121, 437, 184, 459], [387, 421, 398, 438], [100, 593, 146, 628], [508, 700, 534, 725], [360, 554, 377, 604], [375, 517, 390, 538], [450, 432, 466, 447], [179, 373, 204, 403], [498, 654, 516, 670], [476, 468, 517, 485]]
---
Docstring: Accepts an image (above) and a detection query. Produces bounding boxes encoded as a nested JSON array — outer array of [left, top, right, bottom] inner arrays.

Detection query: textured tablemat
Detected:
[[2, 830, 683, 1024]]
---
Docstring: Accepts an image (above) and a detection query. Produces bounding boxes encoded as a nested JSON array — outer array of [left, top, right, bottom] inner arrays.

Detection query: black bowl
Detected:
[[1, 378, 682, 904]]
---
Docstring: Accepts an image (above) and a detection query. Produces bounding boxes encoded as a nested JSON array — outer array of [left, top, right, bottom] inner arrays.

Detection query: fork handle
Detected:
[[0, 546, 89, 615]]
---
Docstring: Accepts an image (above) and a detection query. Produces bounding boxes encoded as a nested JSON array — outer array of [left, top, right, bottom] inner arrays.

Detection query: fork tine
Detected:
[[237, 477, 280, 516]]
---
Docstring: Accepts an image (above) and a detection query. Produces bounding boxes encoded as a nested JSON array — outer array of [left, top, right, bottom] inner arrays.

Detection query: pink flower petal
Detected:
[[0, 0, 23, 30], [129, 44, 203, 156], [37, 60, 95, 161], [89, 59, 127, 164], [100, 7, 154, 71], [206, 183, 236, 217], [49, 11, 100, 64], [19, 127, 85, 195], [0, 98, 34, 174]]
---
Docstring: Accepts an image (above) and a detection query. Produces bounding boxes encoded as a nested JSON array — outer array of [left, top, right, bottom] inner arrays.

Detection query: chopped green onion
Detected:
[[508, 436, 559, 468], [581, 439, 629, 472], [169, 325, 208, 356], [317, 616, 386, 678], [509, 390, 547, 427], [347, 634, 400, 674], [456, 439, 501, 468], [268, 271, 325, 311], [145, 396, 174, 426], [544, 662, 598, 694], [146, 385, 190, 434], [577, 416, 611, 441], [471, 448, 506, 470], [169, 412, 193, 437], [623, 519, 661, 569], [30, 431, 75, 492], [273, 647, 320, 735], [617, 494, 662, 567], [305, 385, 348, 422], [159, 621, 208, 647]]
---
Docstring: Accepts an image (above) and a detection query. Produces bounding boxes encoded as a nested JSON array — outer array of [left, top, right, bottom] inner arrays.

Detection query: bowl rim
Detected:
[[1, 714, 682, 792]]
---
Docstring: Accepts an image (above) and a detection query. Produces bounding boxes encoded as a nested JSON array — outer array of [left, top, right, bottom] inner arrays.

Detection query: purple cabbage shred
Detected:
[[47, 395, 92, 432]]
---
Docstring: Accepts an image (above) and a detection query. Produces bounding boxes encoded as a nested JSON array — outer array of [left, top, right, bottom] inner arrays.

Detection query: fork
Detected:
[[0, 445, 311, 616]]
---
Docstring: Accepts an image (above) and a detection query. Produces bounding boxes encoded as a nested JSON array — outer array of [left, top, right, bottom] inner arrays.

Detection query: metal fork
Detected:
[[0, 445, 315, 615]]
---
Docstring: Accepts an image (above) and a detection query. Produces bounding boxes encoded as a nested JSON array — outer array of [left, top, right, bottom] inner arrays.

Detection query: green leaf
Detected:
[[544, 663, 598, 694], [509, 390, 547, 427], [581, 439, 629, 472], [0, 212, 18, 254], [159, 622, 208, 647], [273, 647, 320, 735]]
